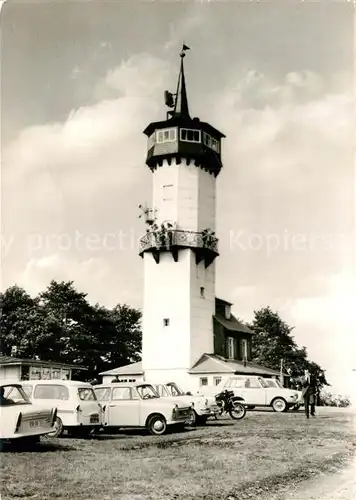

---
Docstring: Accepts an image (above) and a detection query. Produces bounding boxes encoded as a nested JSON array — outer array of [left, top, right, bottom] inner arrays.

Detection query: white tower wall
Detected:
[[152, 159, 216, 232], [142, 158, 217, 383]]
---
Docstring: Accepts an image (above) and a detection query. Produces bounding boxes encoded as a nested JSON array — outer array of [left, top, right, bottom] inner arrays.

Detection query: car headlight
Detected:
[[205, 399, 209, 406], [291, 393, 298, 399], [190, 402, 194, 408]]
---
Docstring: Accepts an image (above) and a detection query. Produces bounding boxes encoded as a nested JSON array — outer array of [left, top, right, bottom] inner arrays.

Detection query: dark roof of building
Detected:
[[0, 355, 87, 371], [214, 314, 254, 335], [189, 354, 285, 376]]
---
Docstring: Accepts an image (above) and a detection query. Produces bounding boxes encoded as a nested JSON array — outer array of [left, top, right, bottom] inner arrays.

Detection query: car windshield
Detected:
[[0, 385, 30, 406], [136, 384, 160, 399], [78, 388, 97, 401], [258, 378, 269, 388], [265, 379, 283, 388], [166, 383, 185, 396]]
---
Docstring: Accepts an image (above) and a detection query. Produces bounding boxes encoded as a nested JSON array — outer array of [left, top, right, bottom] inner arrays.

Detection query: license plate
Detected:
[[29, 420, 40, 428], [90, 415, 99, 423]]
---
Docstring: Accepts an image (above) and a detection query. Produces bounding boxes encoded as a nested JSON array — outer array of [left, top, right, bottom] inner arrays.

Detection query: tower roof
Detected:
[[171, 46, 190, 119]]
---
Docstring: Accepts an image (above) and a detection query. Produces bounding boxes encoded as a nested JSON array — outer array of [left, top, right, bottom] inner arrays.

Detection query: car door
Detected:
[[93, 387, 112, 425], [241, 378, 267, 405], [108, 386, 140, 426]]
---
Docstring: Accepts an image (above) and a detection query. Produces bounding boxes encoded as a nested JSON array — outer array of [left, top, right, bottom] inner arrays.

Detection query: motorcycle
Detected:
[[214, 389, 247, 420]]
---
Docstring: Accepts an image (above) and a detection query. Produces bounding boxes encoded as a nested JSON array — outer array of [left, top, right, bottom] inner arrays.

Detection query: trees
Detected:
[[0, 280, 142, 380], [248, 306, 329, 393]]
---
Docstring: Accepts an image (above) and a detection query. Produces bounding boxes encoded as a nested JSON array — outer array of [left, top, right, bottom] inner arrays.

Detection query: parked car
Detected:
[[94, 382, 192, 435], [0, 380, 57, 449], [264, 378, 303, 410], [151, 381, 220, 425], [221, 376, 300, 412], [21, 380, 102, 437]]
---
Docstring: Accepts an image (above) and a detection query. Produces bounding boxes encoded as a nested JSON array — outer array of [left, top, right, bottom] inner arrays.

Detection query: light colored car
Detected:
[[151, 381, 220, 425], [264, 378, 303, 410], [0, 380, 57, 448], [222, 376, 300, 412], [94, 382, 192, 435], [21, 380, 102, 437]]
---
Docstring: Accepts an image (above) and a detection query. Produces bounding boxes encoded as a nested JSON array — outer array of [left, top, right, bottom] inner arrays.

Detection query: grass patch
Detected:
[[1, 408, 355, 500]]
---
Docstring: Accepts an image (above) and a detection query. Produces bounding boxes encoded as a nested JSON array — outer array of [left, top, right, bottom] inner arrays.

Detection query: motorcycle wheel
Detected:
[[229, 402, 246, 420]]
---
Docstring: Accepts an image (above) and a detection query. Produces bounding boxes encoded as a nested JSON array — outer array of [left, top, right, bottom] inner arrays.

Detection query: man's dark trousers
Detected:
[[303, 391, 316, 418]]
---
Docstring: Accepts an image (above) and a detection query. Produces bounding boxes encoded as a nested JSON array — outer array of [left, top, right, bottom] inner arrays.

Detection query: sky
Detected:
[[1, 0, 355, 397]]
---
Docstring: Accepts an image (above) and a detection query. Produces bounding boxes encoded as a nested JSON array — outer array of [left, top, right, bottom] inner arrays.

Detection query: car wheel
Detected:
[[229, 402, 247, 420], [147, 415, 167, 436], [186, 409, 198, 427], [272, 398, 287, 412], [46, 417, 63, 438]]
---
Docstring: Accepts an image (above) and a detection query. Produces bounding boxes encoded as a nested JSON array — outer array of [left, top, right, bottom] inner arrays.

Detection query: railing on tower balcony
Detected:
[[139, 229, 219, 255]]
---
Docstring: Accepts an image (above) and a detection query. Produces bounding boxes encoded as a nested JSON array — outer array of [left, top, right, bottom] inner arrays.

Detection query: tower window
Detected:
[[203, 132, 220, 153], [200, 286, 205, 298], [163, 318, 170, 327], [156, 128, 177, 143], [180, 128, 201, 143]]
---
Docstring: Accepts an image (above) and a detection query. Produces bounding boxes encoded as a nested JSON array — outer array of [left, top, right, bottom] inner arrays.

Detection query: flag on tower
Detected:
[[180, 43, 191, 58]]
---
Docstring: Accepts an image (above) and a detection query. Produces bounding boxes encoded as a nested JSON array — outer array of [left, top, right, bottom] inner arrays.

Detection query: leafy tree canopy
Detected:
[[0, 280, 142, 380], [247, 306, 329, 392]]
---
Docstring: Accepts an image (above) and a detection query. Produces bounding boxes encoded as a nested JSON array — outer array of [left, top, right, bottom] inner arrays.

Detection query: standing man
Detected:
[[301, 369, 316, 418]]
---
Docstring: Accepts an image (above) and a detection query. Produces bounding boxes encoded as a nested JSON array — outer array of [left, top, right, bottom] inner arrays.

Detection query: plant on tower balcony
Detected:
[[149, 221, 175, 250], [201, 228, 216, 248]]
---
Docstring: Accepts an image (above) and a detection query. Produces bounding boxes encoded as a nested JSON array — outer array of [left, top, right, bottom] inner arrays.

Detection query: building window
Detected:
[[203, 132, 220, 153], [241, 339, 248, 360], [156, 128, 177, 143], [199, 377, 208, 386], [200, 286, 205, 298], [213, 376, 222, 386], [227, 337, 235, 359], [180, 128, 201, 143], [163, 318, 170, 327], [51, 369, 61, 379], [30, 366, 41, 380], [225, 305, 231, 319]]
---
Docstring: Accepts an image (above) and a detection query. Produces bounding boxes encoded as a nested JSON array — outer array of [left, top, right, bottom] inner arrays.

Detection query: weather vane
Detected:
[[180, 43, 190, 58]]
